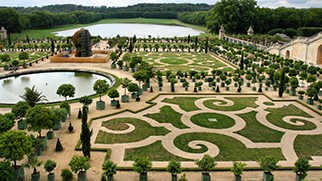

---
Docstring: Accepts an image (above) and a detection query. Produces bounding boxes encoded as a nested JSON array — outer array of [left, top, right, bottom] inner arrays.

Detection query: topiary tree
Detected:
[[230, 161, 247, 178], [60, 169, 73, 181], [93, 79, 109, 102], [258, 155, 280, 181], [102, 160, 117, 179], [55, 138, 63, 151], [24, 156, 43, 175], [0, 54, 10, 68], [120, 77, 132, 96], [110, 52, 118, 63], [294, 157, 311, 181], [128, 83, 139, 95], [68, 155, 91, 175], [56, 84, 76, 101], [0, 130, 33, 169], [24, 105, 54, 137], [79, 95, 93, 107], [194, 154, 217, 174], [19, 52, 29, 65], [133, 156, 152, 176], [44, 159, 57, 177], [167, 159, 182, 179], [108, 89, 120, 101]]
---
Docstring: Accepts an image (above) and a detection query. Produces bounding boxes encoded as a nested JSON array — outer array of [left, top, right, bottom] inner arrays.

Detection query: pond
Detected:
[[52, 23, 205, 38], [0, 71, 112, 104]]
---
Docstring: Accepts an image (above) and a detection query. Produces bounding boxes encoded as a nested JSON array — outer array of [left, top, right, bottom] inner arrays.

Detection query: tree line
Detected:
[[178, 0, 322, 35]]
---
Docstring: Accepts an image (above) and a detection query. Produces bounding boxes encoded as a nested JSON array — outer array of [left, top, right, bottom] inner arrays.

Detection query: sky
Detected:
[[1, 0, 321, 9]]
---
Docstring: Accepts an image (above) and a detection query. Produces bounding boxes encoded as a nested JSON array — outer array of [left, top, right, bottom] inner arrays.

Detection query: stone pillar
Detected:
[[219, 25, 226, 40]]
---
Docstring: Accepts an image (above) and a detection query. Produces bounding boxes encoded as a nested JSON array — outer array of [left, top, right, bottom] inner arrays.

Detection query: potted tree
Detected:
[[306, 87, 317, 105], [233, 76, 240, 87], [133, 70, 149, 95], [93, 79, 109, 110], [128, 83, 140, 99], [183, 81, 189, 91], [56, 84, 76, 101], [79, 95, 93, 112], [108, 89, 120, 107], [211, 81, 216, 91], [158, 81, 163, 91], [102, 160, 117, 181], [60, 169, 73, 181], [1, 53, 10, 70], [11, 101, 30, 130], [318, 99, 322, 110], [51, 107, 68, 132], [117, 60, 123, 69], [225, 79, 232, 91], [289, 76, 299, 96], [69, 155, 91, 181], [195, 154, 217, 181], [294, 157, 311, 181], [24, 156, 43, 181], [44, 159, 57, 181], [120, 78, 132, 102], [0, 130, 33, 180], [230, 161, 247, 181], [60, 101, 71, 117], [258, 155, 280, 181], [25, 106, 55, 151], [133, 156, 152, 181], [265, 80, 271, 91], [110, 52, 118, 69], [167, 159, 182, 181], [298, 90, 305, 100], [19, 52, 29, 68]]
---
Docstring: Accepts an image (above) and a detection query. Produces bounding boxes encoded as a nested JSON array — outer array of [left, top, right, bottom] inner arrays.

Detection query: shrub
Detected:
[[44, 159, 57, 173], [55, 138, 63, 151], [61, 169, 73, 181], [268, 28, 284, 35], [284, 28, 297, 38]]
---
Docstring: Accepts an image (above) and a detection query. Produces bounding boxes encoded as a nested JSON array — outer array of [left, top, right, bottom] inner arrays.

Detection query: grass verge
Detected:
[[190, 113, 235, 129], [203, 97, 259, 111], [162, 97, 201, 112]]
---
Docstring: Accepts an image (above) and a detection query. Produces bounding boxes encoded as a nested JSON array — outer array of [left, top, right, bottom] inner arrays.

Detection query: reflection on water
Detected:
[[3, 79, 11, 85], [21, 76, 30, 82], [53, 23, 205, 38], [0, 72, 111, 104]]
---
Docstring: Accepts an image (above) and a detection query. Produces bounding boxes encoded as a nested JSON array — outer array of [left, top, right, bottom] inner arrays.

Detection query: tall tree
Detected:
[[56, 84, 76, 101], [0, 8, 23, 45], [20, 85, 48, 107], [51, 39, 55, 53], [278, 68, 286, 97], [80, 106, 92, 158]]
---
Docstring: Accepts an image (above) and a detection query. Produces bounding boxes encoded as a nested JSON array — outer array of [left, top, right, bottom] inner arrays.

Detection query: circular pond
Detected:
[[0, 69, 114, 104]]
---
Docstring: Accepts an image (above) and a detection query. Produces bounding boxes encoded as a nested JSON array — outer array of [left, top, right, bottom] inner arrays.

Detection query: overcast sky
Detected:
[[1, 0, 321, 9]]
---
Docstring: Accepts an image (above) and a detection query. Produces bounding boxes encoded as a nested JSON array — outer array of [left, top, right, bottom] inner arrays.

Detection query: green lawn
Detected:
[[294, 134, 322, 160], [174, 132, 285, 161], [0, 51, 49, 67], [162, 97, 201, 112], [236, 111, 284, 142], [160, 58, 188, 64], [124, 140, 192, 161], [95, 118, 170, 144], [190, 113, 235, 129], [203, 97, 259, 111], [265, 104, 316, 130], [144, 105, 189, 129]]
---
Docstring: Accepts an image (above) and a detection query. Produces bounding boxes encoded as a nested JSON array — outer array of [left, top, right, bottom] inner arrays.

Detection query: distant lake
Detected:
[[52, 23, 205, 38]]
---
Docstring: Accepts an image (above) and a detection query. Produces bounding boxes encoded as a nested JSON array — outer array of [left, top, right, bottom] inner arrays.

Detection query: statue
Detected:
[[72, 28, 93, 57]]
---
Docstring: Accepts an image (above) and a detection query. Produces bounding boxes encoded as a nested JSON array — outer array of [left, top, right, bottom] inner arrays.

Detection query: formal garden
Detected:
[[1, 30, 322, 181]]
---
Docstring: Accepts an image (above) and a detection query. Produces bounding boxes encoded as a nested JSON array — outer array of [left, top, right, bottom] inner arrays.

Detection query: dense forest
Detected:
[[0, 1, 321, 38]]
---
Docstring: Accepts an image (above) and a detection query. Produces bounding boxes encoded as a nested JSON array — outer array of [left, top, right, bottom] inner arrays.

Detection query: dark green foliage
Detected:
[[55, 138, 63, 151], [293, 157, 310, 180], [0, 161, 13, 181], [79, 95, 93, 107], [0, 113, 15, 134], [195, 154, 217, 173], [77, 108, 82, 119], [133, 156, 152, 174], [278, 70, 286, 97], [258, 155, 280, 172], [240, 53, 244, 70], [102, 160, 117, 177], [167, 159, 182, 175], [268, 28, 284, 35], [297, 27, 322, 37], [81, 106, 92, 158], [60, 169, 73, 181], [56, 84, 76, 101], [101, 175, 107, 181], [216, 85, 220, 92], [19, 85, 48, 107], [68, 122, 74, 132], [284, 28, 297, 38]]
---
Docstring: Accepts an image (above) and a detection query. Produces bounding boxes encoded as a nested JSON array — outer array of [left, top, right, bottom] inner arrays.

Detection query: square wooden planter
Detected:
[[46, 131, 54, 139], [122, 95, 129, 103], [47, 173, 55, 181], [139, 172, 147, 181], [78, 171, 87, 181], [201, 173, 211, 181], [12, 165, 25, 181], [18, 120, 27, 130], [96, 101, 105, 110], [263, 172, 274, 181]]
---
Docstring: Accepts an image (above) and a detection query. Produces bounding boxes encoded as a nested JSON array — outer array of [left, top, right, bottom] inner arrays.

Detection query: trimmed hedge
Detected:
[[297, 27, 322, 37]]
